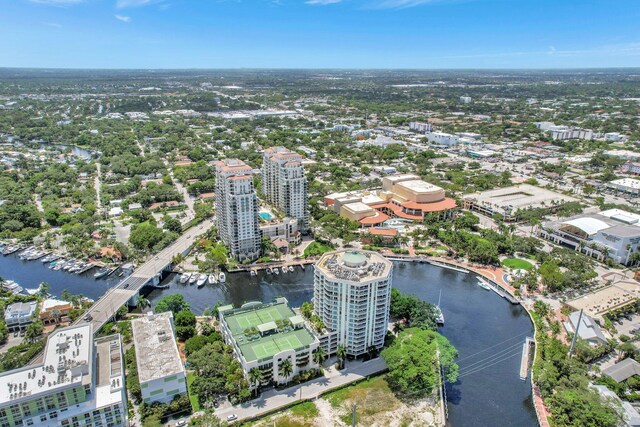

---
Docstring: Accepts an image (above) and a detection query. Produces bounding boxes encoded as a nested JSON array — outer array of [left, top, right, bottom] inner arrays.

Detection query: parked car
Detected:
[[227, 414, 237, 422]]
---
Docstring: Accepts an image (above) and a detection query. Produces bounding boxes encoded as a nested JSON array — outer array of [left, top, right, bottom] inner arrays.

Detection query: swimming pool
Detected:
[[259, 212, 273, 220]]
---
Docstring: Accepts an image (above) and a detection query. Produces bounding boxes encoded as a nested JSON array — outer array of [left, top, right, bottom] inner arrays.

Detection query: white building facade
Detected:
[[215, 159, 261, 261], [262, 147, 309, 232], [313, 250, 392, 357]]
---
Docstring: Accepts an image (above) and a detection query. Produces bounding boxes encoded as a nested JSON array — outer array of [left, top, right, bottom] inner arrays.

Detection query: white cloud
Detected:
[[45, 22, 63, 28], [371, 0, 435, 8], [29, 0, 85, 5], [306, 0, 343, 4], [114, 14, 132, 22], [116, 0, 162, 8]]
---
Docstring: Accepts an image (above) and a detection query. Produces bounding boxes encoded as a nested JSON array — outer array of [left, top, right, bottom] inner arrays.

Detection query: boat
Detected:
[[299, 264, 305, 270], [288, 265, 294, 273], [281, 266, 287, 274], [250, 269, 257, 277], [52, 261, 64, 271], [179, 272, 191, 284], [196, 274, 207, 287], [273, 267, 280, 275], [2, 280, 24, 295], [94, 267, 110, 279], [208, 274, 217, 285], [189, 273, 198, 285], [265, 267, 272, 275], [218, 272, 226, 283], [477, 278, 491, 291], [435, 289, 444, 325]]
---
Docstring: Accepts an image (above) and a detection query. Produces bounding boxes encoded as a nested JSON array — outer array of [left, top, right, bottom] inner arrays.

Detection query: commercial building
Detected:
[[607, 178, 640, 196], [563, 311, 607, 346], [460, 96, 472, 103], [462, 184, 578, 222], [262, 147, 309, 232], [215, 159, 261, 262], [218, 298, 320, 386], [0, 324, 127, 427], [567, 281, 640, 321], [539, 209, 640, 266], [4, 302, 37, 330], [131, 312, 186, 405], [426, 131, 459, 147], [409, 122, 433, 133], [325, 174, 456, 226], [621, 162, 640, 176], [313, 250, 393, 357]]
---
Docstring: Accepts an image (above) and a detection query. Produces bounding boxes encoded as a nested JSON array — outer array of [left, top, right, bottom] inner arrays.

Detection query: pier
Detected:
[[520, 337, 535, 380]]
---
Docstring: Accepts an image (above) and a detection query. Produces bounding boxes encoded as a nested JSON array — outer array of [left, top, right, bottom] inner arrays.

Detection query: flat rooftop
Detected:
[[132, 312, 184, 383], [567, 281, 640, 320], [463, 184, 578, 212], [610, 178, 640, 190], [0, 324, 93, 406], [315, 250, 392, 283], [221, 300, 316, 363]]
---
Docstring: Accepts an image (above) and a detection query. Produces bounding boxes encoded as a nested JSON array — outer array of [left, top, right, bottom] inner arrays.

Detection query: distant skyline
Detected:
[[2, 0, 640, 69]]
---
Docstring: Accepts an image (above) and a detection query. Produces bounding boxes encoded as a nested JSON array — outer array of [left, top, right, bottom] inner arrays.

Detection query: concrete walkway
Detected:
[[214, 357, 387, 423]]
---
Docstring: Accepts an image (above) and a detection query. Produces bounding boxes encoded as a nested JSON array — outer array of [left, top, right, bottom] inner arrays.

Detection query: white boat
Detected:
[[265, 267, 272, 274], [477, 278, 491, 291], [299, 264, 305, 270], [250, 270, 257, 277], [288, 265, 294, 273], [218, 272, 226, 283], [273, 267, 280, 275], [435, 289, 444, 325], [196, 274, 207, 287], [189, 274, 198, 285], [179, 272, 191, 284], [281, 266, 287, 274], [208, 274, 217, 285]]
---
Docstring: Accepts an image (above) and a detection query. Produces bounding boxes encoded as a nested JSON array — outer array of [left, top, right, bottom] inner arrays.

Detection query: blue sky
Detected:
[[1, 0, 640, 69]]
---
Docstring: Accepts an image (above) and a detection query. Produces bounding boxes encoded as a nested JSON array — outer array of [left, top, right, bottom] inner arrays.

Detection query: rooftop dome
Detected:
[[343, 251, 367, 268]]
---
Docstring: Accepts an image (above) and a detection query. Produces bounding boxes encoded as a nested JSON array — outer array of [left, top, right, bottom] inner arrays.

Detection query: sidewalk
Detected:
[[214, 357, 387, 423]]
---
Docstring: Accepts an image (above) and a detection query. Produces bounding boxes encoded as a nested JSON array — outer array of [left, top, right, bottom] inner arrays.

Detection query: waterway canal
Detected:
[[0, 254, 537, 427]]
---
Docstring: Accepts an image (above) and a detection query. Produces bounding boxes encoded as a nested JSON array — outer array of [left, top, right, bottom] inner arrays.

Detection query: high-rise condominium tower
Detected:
[[215, 159, 261, 261], [313, 250, 392, 357], [262, 147, 309, 232]]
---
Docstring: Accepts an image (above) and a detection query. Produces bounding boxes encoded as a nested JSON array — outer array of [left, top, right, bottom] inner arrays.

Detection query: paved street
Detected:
[[214, 357, 387, 423]]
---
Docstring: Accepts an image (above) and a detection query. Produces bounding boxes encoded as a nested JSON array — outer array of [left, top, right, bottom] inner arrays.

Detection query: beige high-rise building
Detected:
[[262, 147, 309, 232], [215, 159, 261, 261], [313, 250, 393, 357]]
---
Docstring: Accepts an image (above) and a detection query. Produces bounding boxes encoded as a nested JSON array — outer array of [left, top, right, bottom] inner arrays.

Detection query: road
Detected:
[[95, 162, 102, 209], [213, 357, 387, 423], [76, 218, 215, 332], [163, 158, 196, 224]]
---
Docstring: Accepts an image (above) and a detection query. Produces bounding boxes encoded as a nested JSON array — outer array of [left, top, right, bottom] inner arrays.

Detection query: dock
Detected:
[[520, 337, 535, 380]]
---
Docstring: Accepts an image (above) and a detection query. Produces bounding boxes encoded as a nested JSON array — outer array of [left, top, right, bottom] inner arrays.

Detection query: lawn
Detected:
[[240, 402, 318, 427], [186, 372, 201, 412], [325, 375, 401, 424], [303, 241, 334, 258], [501, 258, 534, 270]]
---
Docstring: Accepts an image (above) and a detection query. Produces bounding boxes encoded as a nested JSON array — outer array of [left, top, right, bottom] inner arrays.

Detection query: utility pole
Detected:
[[352, 403, 357, 427], [569, 309, 583, 358]]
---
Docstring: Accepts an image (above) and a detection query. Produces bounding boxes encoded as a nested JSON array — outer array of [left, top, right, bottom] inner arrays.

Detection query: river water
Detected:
[[0, 255, 536, 427]]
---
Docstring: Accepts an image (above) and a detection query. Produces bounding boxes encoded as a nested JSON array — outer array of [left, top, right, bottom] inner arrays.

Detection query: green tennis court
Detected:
[[252, 341, 280, 359], [275, 335, 303, 351]]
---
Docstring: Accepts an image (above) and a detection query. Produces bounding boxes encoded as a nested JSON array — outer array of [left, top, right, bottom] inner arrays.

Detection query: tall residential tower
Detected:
[[215, 159, 261, 262], [262, 147, 309, 232], [313, 250, 392, 357]]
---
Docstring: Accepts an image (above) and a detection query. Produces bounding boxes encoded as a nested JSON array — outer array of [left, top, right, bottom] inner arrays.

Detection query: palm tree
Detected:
[[248, 368, 262, 397], [312, 347, 327, 366], [336, 345, 347, 370], [137, 297, 151, 312], [51, 309, 62, 325], [278, 359, 293, 383], [38, 282, 50, 298]]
